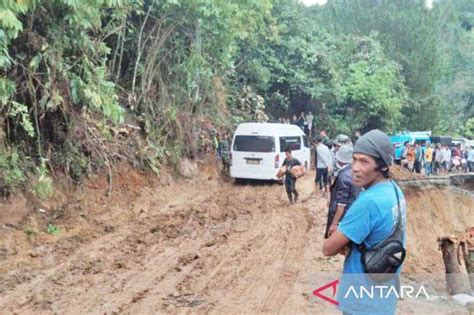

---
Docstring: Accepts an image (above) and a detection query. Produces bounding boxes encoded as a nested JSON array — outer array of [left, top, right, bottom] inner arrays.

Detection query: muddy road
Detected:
[[0, 166, 473, 314]]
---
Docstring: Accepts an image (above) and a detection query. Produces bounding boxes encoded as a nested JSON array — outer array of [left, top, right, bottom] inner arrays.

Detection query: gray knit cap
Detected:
[[336, 144, 353, 164], [353, 129, 393, 166]]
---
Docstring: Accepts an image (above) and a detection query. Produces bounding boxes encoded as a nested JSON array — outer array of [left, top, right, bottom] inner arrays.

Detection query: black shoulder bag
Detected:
[[358, 181, 406, 282]]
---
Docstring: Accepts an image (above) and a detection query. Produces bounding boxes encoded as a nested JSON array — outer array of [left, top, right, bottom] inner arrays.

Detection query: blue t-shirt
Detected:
[[336, 180, 407, 315]]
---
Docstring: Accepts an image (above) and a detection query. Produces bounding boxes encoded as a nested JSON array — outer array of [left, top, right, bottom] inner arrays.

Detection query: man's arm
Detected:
[[328, 204, 346, 236], [323, 229, 350, 256], [329, 175, 352, 235], [315, 149, 318, 169], [324, 197, 373, 257]]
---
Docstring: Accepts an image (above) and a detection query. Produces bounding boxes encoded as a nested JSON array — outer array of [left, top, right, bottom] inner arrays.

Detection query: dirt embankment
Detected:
[[0, 163, 473, 314]]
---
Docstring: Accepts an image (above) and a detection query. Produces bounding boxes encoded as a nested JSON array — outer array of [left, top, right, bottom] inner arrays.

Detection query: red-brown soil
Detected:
[[0, 163, 472, 314]]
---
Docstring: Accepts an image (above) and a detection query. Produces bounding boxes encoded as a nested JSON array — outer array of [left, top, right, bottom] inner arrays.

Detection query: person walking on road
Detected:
[[315, 136, 332, 196], [282, 147, 301, 204]]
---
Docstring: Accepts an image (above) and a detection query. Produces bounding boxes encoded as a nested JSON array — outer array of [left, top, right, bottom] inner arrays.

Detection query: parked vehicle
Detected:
[[230, 123, 310, 181], [430, 136, 453, 147]]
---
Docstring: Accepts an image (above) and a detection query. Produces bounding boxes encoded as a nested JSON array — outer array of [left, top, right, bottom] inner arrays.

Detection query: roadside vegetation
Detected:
[[0, 0, 472, 195]]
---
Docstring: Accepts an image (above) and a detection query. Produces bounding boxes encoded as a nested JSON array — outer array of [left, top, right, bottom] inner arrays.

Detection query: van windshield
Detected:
[[280, 136, 301, 151], [233, 135, 275, 152]]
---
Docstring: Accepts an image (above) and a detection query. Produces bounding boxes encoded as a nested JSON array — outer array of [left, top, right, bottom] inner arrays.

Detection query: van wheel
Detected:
[[275, 179, 284, 185]]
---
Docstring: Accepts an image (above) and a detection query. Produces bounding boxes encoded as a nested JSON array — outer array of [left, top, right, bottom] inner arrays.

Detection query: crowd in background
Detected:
[[399, 142, 474, 175], [208, 115, 474, 177], [277, 111, 315, 138]]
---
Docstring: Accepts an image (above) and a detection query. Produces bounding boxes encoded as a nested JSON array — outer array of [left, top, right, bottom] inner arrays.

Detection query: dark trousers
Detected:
[[469, 161, 474, 172], [285, 176, 298, 202], [222, 158, 230, 171], [413, 160, 422, 173], [315, 168, 329, 189]]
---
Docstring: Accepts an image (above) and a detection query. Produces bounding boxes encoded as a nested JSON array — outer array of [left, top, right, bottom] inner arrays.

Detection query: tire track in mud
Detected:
[[168, 180, 319, 314], [0, 182, 215, 314], [0, 172, 339, 314], [126, 184, 291, 313]]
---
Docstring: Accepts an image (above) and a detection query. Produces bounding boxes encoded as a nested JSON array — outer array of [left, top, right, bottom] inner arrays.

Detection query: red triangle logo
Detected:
[[312, 279, 340, 306]]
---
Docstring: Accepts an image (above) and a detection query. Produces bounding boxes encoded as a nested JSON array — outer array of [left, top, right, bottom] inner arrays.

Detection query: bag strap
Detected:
[[358, 181, 402, 253], [391, 181, 402, 230]]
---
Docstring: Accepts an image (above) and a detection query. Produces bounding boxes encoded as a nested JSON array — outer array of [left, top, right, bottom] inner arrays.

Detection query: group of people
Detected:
[[285, 129, 406, 314], [280, 129, 360, 206], [400, 142, 474, 175], [322, 129, 406, 315], [277, 111, 314, 137], [212, 124, 405, 313]]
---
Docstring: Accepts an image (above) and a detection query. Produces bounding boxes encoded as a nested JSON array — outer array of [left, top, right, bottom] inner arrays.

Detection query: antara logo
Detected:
[[313, 279, 431, 306], [312, 279, 340, 306]]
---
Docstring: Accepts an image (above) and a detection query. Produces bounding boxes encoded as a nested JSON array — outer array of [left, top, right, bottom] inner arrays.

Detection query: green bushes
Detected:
[[0, 148, 26, 195]]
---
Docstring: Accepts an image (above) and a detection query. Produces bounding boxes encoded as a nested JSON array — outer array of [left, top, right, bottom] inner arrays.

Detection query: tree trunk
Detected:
[[460, 228, 474, 291], [437, 236, 470, 295]]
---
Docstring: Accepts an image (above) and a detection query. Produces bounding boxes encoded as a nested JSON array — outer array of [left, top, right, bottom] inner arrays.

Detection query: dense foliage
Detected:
[[0, 0, 472, 194]]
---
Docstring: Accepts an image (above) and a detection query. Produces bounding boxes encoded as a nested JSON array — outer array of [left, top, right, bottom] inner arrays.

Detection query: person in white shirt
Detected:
[[441, 145, 451, 175], [467, 146, 474, 172], [315, 136, 333, 196], [305, 111, 314, 137]]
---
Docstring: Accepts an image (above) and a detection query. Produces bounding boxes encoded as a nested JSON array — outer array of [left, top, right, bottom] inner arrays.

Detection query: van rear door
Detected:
[[231, 135, 277, 178]]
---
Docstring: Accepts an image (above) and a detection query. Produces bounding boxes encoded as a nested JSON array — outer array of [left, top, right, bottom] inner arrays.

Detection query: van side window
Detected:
[[303, 136, 309, 148], [280, 136, 301, 152]]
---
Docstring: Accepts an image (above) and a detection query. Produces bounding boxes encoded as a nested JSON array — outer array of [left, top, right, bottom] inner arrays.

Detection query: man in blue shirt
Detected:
[[322, 129, 407, 315], [413, 143, 424, 174]]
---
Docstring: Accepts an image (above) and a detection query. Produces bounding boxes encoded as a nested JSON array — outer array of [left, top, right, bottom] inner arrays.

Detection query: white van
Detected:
[[230, 123, 311, 180]]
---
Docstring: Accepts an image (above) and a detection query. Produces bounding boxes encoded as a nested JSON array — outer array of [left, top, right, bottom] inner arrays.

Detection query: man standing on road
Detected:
[[315, 136, 332, 196], [413, 143, 423, 174], [324, 144, 360, 239], [441, 145, 451, 174], [434, 143, 443, 175], [322, 129, 407, 315], [467, 146, 474, 172], [424, 143, 433, 175], [218, 133, 231, 171], [400, 142, 410, 169], [282, 147, 301, 204], [305, 111, 314, 137], [297, 112, 306, 132], [406, 144, 415, 172]]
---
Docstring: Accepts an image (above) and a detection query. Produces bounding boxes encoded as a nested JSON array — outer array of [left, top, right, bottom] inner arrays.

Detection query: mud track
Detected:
[[0, 168, 473, 314]]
